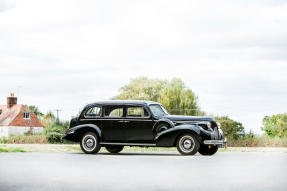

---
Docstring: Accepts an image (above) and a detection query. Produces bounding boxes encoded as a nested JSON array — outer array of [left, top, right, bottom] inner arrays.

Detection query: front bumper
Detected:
[[204, 139, 227, 148], [61, 133, 77, 142], [61, 134, 67, 141], [204, 126, 227, 148]]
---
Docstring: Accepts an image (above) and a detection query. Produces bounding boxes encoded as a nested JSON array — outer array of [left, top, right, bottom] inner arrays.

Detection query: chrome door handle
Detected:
[[118, 120, 129, 123]]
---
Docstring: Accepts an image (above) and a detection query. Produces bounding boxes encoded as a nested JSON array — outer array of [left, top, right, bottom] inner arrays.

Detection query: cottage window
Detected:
[[23, 112, 30, 119]]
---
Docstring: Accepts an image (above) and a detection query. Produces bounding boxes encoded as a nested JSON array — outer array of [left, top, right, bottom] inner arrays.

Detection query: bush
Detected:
[[227, 135, 287, 147], [45, 123, 67, 144], [8, 134, 47, 144], [262, 113, 287, 138], [215, 116, 245, 140], [0, 136, 8, 144]]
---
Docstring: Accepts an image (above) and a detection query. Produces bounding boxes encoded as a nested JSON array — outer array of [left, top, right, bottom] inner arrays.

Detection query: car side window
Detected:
[[104, 106, 123, 117], [85, 106, 101, 118], [127, 106, 149, 117]]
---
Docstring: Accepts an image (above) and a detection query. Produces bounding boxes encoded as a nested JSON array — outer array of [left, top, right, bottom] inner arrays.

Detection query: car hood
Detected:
[[161, 115, 215, 122]]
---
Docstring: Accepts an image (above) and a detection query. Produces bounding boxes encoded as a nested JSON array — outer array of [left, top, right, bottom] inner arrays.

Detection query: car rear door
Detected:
[[123, 105, 155, 143], [101, 105, 126, 142]]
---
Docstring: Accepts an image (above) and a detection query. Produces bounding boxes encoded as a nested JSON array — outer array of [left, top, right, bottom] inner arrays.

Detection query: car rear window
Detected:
[[85, 106, 101, 117], [104, 106, 124, 117], [127, 106, 149, 117]]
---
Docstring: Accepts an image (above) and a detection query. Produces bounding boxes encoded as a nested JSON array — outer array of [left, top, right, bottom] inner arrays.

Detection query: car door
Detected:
[[79, 105, 102, 128], [101, 105, 126, 142], [124, 105, 155, 143]]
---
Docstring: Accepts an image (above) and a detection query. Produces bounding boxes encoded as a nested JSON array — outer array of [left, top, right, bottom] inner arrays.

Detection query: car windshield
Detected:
[[149, 104, 169, 116]]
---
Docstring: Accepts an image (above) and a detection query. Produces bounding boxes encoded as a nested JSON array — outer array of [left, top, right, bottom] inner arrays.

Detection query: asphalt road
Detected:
[[0, 152, 286, 191]]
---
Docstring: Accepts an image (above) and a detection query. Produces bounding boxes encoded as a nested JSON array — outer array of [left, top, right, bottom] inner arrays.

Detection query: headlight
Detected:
[[207, 122, 211, 129], [67, 129, 75, 134], [216, 122, 221, 128]]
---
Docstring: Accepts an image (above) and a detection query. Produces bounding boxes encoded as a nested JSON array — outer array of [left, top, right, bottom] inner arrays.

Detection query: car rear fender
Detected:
[[68, 124, 102, 142], [154, 124, 201, 147]]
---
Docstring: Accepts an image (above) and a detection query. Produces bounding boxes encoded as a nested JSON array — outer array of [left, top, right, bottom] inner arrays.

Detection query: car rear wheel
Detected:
[[176, 134, 199, 155], [80, 132, 101, 154], [198, 145, 218, 156], [105, 145, 124, 153]]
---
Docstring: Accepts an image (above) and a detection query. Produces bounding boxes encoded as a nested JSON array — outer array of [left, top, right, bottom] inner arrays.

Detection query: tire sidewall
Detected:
[[198, 145, 218, 156], [105, 145, 124, 153], [176, 133, 200, 155], [80, 132, 101, 154]]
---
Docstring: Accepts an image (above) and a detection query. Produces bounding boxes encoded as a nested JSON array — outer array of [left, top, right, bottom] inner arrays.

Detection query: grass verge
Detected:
[[227, 136, 287, 147], [0, 145, 26, 152]]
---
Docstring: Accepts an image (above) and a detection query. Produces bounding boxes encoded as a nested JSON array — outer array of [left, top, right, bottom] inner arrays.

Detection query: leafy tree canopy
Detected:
[[25, 105, 44, 118], [262, 113, 287, 138], [113, 77, 203, 115], [41, 112, 56, 128], [158, 78, 200, 115], [215, 116, 245, 140], [112, 77, 168, 101]]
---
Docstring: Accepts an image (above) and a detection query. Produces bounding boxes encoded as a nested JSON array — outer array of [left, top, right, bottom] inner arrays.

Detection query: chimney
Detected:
[[7, 93, 17, 108]]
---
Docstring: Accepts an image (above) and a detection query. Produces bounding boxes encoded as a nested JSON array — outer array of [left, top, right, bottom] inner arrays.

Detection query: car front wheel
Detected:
[[105, 145, 124, 153], [198, 145, 218, 156], [80, 132, 101, 154], [176, 134, 199, 155]]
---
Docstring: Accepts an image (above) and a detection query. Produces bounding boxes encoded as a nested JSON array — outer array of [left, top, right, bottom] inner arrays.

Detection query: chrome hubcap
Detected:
[[82, 135, 97, 152], [86, 138, 94, 148], [183, 139, 192, 149], [179, 135, 195, 153]]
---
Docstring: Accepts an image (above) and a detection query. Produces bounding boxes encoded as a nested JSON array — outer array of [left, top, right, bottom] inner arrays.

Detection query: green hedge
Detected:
[[45, 124, 67, 144]]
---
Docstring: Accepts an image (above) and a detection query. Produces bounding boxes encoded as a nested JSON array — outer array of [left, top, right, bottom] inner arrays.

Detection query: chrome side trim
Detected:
[[80, 119, 154, 121], [100, 142, 156, 146], [173, 121, 208, 124]]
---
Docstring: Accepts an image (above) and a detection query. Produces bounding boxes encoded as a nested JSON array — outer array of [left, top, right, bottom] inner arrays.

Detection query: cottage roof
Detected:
[[0, 104, 31, 126]]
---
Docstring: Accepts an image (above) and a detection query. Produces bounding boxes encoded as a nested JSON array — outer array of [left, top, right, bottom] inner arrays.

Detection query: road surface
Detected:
[[0, 152, 286, 191]]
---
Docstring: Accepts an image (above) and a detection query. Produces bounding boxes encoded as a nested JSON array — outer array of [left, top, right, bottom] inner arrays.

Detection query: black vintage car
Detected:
[[63, 100, 226, 155]]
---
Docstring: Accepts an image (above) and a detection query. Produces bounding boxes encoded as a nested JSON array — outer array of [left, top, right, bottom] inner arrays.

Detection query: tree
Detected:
[[262, 113, 287, 138], [41, 112, 56, 128], [25, 105, 44, 118], [113, 77, 203, 115], [215, 116, 245, 140], [158, 78, 200, 115], [112, 77, 167, 101]]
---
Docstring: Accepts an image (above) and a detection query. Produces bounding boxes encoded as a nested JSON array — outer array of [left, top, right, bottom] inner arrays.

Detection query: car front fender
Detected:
[[154, 124, 202, 147], [152, 118, 175, 133], [63, 124, 102, 142]]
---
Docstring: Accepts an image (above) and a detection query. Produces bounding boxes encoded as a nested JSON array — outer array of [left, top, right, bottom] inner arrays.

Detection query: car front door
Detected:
[[124, 105, 155, 143], [101, 105, 126, 142]]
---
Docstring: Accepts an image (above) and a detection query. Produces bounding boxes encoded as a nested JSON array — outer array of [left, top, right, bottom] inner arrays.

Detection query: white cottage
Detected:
[[0, 93, 43, 138]]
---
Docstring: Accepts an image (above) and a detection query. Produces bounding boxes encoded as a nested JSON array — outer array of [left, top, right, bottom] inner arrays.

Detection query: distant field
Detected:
[[0, 144, 287, 153]]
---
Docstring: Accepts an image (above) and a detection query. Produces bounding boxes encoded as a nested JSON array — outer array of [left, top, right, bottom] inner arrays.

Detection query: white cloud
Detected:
[[0, 0, 287, 133]]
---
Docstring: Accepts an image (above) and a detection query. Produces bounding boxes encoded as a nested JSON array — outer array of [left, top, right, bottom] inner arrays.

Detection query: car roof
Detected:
[[86, 100, 160, 107]]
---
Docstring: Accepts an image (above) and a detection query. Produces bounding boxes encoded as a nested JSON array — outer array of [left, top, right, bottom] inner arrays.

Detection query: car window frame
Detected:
[[102, 105, 125, 118], [125, 104, 151, 119], [84, 105, 102, 118], [148, 104, 169, 117]]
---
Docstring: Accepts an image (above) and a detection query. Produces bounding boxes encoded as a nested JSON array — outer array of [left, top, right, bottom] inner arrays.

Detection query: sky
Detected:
[[0, 0, 287, 134]]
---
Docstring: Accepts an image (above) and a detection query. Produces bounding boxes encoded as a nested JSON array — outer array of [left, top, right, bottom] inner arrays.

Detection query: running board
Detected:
[[100, 142, 156, 147]]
